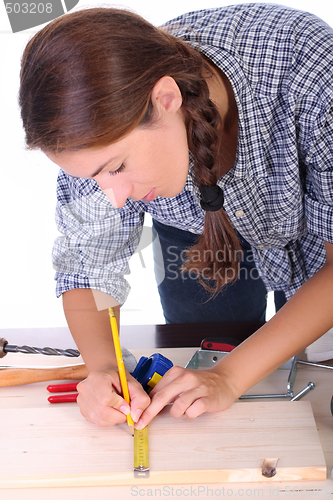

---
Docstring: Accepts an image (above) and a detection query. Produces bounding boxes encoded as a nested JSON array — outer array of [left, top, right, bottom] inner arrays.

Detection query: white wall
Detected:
[[0, 1, 332, 328]]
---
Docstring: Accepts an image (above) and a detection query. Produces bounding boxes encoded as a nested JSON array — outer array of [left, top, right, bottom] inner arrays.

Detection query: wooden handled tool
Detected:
[[0, 364, 88, 387]]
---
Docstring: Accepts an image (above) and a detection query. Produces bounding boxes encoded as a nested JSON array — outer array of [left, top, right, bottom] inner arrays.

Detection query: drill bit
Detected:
[[0, 338, 137, 372], [0, 338, 79, 358]]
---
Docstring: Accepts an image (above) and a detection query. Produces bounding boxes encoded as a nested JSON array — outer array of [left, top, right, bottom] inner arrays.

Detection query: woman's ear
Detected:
[[151, 76, 183, 115]]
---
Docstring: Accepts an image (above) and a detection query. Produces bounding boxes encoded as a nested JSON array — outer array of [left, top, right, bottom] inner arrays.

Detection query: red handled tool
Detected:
[[200, 337, 241, 352], [47, 382, 79, 403]]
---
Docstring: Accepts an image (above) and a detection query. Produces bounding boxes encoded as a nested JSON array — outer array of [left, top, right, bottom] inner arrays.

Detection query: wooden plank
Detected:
[[0, 401, 326, 488]]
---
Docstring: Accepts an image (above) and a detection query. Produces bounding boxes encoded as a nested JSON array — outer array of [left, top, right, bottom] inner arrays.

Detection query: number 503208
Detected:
[[5, 3, 53, 14]]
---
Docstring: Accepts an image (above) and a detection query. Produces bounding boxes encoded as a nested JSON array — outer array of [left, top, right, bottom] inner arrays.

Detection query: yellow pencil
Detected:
[[108, 307, 134, 430]]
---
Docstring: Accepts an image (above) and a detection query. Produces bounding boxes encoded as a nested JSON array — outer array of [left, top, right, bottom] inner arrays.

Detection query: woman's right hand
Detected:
[[76, 370, 151, 427]]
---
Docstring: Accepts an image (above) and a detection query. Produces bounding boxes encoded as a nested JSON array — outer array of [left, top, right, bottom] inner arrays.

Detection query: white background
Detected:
[[0, 1, 332, 329]]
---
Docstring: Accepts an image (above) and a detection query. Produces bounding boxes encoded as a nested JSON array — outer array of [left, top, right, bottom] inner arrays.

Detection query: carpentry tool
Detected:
[[47, 382, 79, 403], [186, 349, 316, 401], [108, 307, 134, 431], [0, 364, 88, 387], [0, 335, 137, 387], [199, 338, 333, 404], [43, 351, 173, 475], [131, 353, 173, 478], [201, 337, 240, 352], [0, 350, 137, 387], [0, 337, 137, 371], [133, 426, 149, 478], [132, 353, 173, 393], [0, 337, 79, 358], [44, 353, 173, 405]]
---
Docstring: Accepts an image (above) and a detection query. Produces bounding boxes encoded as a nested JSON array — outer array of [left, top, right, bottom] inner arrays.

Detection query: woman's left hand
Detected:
[[135, 365, 238, 429]]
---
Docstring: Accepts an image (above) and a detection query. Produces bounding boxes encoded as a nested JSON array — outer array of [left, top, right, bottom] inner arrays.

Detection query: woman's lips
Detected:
[[141, 188, 156, 202]]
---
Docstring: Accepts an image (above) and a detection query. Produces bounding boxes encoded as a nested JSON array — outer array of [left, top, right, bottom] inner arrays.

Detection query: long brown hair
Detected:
[[19, 7, 241, 293]]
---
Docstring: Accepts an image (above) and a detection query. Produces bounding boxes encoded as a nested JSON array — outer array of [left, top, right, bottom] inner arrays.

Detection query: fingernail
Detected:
[[135, 419, 144, 430], [120, 405, 130, 415], [131, 409, 142, 423]]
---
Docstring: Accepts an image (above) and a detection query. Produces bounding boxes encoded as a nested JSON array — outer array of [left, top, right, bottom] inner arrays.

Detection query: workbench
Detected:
[[1, 322, 332, 499]]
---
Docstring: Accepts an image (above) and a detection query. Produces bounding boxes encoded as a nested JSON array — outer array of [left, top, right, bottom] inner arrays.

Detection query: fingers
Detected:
[[136, 366, 232, 429], [77, 371, 125, 427], [76, 370, 150, 427], [77, 365, 236, 429], [127, 374, 151, 423]]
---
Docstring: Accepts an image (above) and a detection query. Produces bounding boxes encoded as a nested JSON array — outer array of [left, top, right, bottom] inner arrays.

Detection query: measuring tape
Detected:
[[132, 353, 173, 477], [133, 427, 149, 477]]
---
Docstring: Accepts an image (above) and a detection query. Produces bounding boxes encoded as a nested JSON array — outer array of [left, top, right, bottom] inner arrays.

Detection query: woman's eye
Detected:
[[109, 163, 125, 176]]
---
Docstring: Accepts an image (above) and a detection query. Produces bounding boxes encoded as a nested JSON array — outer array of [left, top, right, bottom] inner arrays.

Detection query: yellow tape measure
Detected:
[[131, 354, 173, 478], [133, 426, 149, 478]]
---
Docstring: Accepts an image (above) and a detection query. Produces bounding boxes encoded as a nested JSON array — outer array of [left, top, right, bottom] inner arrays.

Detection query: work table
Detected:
[[1, 322, 332, 499]]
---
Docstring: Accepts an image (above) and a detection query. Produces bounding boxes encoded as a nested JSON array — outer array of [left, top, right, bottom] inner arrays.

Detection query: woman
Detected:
[[19, 4, 333, 429]]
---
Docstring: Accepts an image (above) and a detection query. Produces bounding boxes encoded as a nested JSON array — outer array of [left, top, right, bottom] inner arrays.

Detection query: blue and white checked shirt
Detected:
[[52, 3, 333, 305]]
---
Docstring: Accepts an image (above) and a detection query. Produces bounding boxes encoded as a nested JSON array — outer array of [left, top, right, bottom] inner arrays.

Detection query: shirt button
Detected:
[[235, 209, 244, 218], [188, 228, 197, 233], [257, 245, 266, 249]]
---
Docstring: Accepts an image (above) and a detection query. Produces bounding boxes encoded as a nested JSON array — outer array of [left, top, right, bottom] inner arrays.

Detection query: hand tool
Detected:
[[131, 353, 173, 478], [131, 353, 173, 393], [44, 352, 173, 405], [0, 337, 80, 358], [201, 337, 240, 352], [47, 382, 79, 403], [0, 333, 136, 387], [187, 349, 318, 401], [0, 338, 137, 372], [133, 426, 149, 478], [108, 307, 134, 431], [0, 363, 88, 387]]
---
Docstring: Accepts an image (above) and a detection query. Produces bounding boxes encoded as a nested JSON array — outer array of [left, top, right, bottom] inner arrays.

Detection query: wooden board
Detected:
[[0, 401, 326, 488]]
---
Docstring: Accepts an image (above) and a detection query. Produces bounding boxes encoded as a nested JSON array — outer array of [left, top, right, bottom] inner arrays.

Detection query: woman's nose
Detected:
[[95, 180, 132, 208]]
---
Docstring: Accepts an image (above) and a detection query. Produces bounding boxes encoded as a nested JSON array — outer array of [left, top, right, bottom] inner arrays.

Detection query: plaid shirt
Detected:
[[53, 3, 333, 305]]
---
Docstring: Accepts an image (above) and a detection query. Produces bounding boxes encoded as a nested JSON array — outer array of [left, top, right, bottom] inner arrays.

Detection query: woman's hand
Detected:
[[135, 365, 238, 430], [76, 370, 151, 427]]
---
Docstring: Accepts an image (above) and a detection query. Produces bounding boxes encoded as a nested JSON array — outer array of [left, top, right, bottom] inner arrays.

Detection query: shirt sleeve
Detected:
[[292, 14, 333, 245], [302, 95, 333, 245], [52, 170, 144, 305]]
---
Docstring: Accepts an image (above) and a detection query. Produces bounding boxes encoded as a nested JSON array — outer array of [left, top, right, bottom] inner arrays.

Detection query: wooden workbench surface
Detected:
[[1, 326, 333, 499]]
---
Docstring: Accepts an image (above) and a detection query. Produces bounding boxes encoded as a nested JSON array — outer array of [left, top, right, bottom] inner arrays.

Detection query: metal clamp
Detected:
[[186, 350, 318, 402]]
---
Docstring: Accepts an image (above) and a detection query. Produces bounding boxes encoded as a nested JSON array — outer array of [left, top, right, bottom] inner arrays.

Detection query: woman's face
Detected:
[[45, 106, 189, 208]]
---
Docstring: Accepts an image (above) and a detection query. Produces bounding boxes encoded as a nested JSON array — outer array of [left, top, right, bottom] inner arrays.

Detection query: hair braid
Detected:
[[179, 72, 242, 294]]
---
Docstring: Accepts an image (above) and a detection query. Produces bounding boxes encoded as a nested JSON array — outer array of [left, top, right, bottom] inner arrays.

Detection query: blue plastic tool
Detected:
[[132, 353, 173, 393]]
